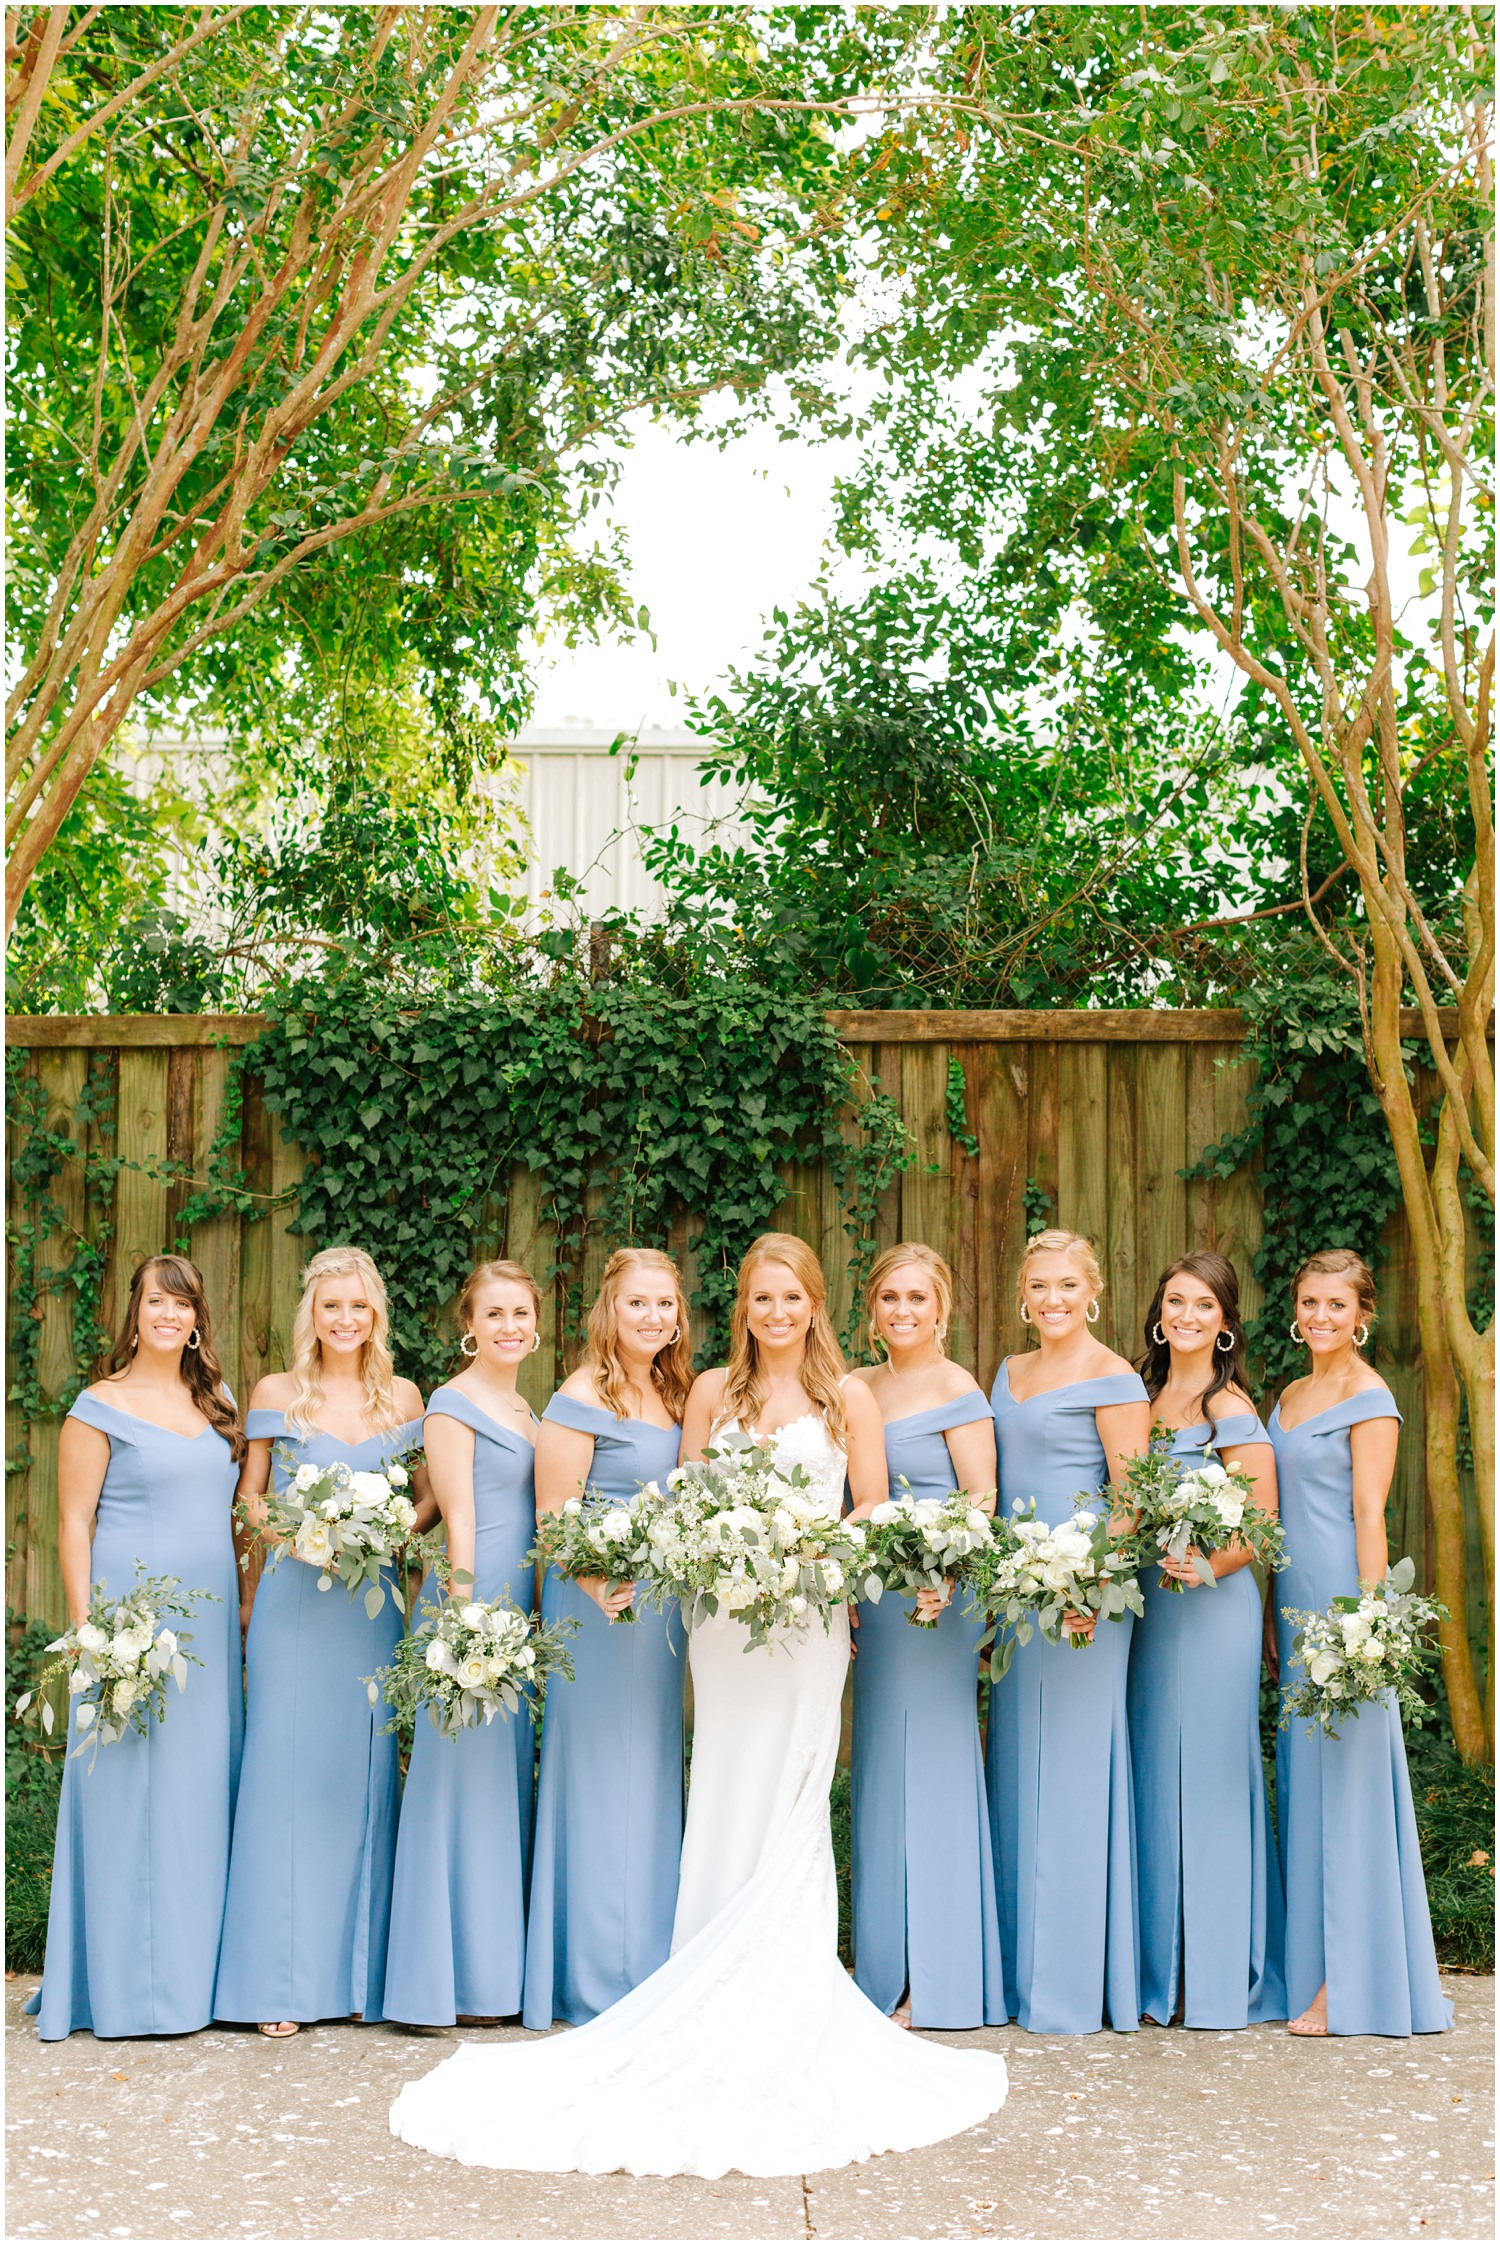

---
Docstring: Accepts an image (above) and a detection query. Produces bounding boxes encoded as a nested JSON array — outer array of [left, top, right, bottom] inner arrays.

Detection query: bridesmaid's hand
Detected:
[[1159, 1549, 1205, 1588], [1061, 1607, 1097, 1641], [579, 1574, 636, 1621], [914, 1580, 954, 1623]]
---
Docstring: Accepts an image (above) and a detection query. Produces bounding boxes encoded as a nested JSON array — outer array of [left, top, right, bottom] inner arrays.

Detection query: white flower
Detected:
[[778, 1557, 801, 1593], [387, 1462, 408, 1487], [390, 1496, 417, 1531], [111, 1676, 138, 1713], [320, 1495, 344, 1519], [425, 1637, 458, 1675], [295, 1463, 320, 1492], [1309, 1649, 1343, 1687], [460, 1603, 487, 1629], [457, 1653, 489, 1689], [821, 1561, 845, 1595], [1215, 1493, 1245, 1530], [596, 1508, 635, 1543], [295, 1519, 336, 1567], [112, 1625, 150, 1662], [1197, 1462, 1229, 1487], [349, 1470, 389, 1504], [68, 1667, 88, 1695], [75, 1623, 107, 1656]]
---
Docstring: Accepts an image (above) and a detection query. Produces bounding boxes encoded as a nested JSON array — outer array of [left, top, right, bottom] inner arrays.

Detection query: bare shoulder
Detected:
[[393, 1377, 426, 1421], [556, 1366, 606, 1407], [840, 1377, 885, 1433], [933, 1360, 984, 1403], [1089, 1345, 1140, 1383], [1205, 1385, 1257, 1422], [847, 1364, 881, 1392], [249, 1370, 296, 1412], [688, 1366, 730, 1406]]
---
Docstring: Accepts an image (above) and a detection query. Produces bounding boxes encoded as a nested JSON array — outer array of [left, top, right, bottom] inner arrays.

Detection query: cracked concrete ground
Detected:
[[4, 1975, 1493, 2243]]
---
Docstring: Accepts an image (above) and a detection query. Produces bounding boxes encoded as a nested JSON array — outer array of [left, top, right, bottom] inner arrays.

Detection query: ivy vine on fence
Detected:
[[247, 969, 914, 1388]]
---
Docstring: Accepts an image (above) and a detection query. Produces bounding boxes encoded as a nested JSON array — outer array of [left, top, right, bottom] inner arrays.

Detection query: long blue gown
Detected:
[[986, 1364, 1147, 2035], [384, 1387, 536, 2025], [522, 1395, 685, 2029], [851, 1394, 1005, 2028], [1128, 1410, 1287, 2028], [1271, 1391, 1451, 2036], [28, 1391, 243, 2040], [213, 1410, 422, 2026]]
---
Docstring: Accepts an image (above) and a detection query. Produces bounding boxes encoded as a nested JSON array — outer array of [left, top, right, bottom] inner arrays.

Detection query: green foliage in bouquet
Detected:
[[12, 1574, 212, 1769], [1280, 1558, 1448, 1738], [373, 1597, 576, 1742], [1122, 1425, 1286, 1590]]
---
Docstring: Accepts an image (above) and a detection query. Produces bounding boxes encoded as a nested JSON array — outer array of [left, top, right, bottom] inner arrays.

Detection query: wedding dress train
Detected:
[[388, 1414, 1008, 2177]]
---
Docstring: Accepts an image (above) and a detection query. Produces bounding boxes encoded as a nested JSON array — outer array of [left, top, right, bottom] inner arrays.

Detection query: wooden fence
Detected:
[[5, 1007, 1463, 1633]]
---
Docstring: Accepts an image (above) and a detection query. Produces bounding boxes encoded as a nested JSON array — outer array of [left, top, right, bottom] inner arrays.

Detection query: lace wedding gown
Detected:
[[389, 1412, 1008, 2178]]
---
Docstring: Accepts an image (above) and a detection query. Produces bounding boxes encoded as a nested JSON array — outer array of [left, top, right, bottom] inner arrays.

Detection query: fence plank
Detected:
[[191, 1047, 243, 1400], [1056, 1042, 1108, 1269], [973, 1041, 1026, 1382], [1134, 1041, 1189, 1355], [899, 1041, 955, 1276], [110, 1051, 170, 1330], [507, 1163, 557, 1413]]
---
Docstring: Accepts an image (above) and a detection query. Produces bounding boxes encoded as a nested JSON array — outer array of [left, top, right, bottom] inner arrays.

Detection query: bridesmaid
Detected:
[[214, 1246, 431, 2036], [384, 1260, 541, 2027], [522, 1248, 693, 2029], [27, 1257, 244, 2040], [849, 1243, 1004, 2030], [986, 1227, 1151, 2035], [1271, 1249, 1451, 2038], [1127, 1252, 1287, 2029]]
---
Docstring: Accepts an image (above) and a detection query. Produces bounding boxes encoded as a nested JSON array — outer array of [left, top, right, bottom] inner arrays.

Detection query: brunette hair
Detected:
[[583, 1249, 694, 1424], [1292, 1248, 1378, 1338], [1138, 1251, 1251, 1417], [718, 1232, 847, 1447], [863, 1242, 954, 1358], [286, 1246, 405, 1438], [1015, 1227, 1103, 1319], [106, 1255, 245, 1461], [457, 1259, 542, 1339]]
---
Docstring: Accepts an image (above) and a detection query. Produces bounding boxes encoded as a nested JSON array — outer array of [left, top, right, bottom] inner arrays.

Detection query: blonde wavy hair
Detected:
[[1016, 1227, 1103, 1320], [285, 1246, 405, 1438], [864, 1242, 954, 1358], [584, 1248, 694, 1424], [718, 1232, 847, 1447]]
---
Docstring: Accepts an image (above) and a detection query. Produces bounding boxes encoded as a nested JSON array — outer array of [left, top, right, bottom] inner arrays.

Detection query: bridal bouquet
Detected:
[[641, 1433, 867, 1651], [372, 1596, 577, 1739], [248, 1447, 421, 1619], [971, 1502, 1143, 1674], [13, 1573, 211, 1767], [1123, 1426, 1286, 1590], [529, 1491, 657, 1621], [1280, 1557, 1446, 1737], [855, 1487, 996, 1625]]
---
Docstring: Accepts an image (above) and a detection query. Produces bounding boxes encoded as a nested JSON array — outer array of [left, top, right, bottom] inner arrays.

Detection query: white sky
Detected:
[[524, 401, 868, 734]]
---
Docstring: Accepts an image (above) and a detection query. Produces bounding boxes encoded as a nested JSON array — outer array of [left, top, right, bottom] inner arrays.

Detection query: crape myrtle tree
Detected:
[[4, 2, 921, 934], [836, 6, 1492, 1755]]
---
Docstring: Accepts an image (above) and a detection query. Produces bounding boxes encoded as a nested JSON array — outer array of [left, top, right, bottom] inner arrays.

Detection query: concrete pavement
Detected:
[[4, 1975, 1493, 2242]]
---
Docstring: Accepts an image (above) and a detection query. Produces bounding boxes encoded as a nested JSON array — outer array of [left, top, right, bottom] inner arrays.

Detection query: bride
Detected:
[[389, 1233, 1008, 2178]]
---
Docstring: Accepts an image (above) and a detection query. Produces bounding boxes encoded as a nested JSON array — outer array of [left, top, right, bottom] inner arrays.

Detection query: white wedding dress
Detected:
[[389, 1412, 1008, 2178]]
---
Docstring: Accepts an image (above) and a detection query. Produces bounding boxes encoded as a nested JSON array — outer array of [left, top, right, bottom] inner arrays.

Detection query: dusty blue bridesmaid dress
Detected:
[[384, 1386, 536, 2025], [1128, 1410, 1287, 2028], [28, 1391, 243, 2040], [1271, 1391, 1451, 2035], [522, 1395, 685, 2029], [851, 1394, 1005, 2027], [213, 1409, 422, 2026], [986, 1363, 1147, 2034]]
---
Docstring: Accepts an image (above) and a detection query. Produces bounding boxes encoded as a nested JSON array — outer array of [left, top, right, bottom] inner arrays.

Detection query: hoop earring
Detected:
[[529, 1331, 542, 1355], [1289, 1320, 1305, 1344], [1019, 1303, 1032, 1325], [130, 1332, 139, 1352], [186, 1328, 201, 1352], [1086, 1301, 1101, 1325], [459, 1332, 479, 1358], [1151, 1323, 1165, 1347], [1216, 1331, 1235, 1353], [1354, 1324, 1371, 1348], [669, 1326, 681, 1344]]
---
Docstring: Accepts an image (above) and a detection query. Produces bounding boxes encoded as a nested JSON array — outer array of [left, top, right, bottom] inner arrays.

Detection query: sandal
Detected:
[[257, 2020, 299, 2037]]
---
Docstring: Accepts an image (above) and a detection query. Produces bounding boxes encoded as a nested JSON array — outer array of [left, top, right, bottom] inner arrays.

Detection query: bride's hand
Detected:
[[914, 1580, 954, 1624], [579, 1574, 636, 1621]]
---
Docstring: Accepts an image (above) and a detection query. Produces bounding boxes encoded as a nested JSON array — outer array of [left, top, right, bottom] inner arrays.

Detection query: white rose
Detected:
[[724, 1579, 760, 1612], [821, 1561, 845, 1595], [1360, 1641, 1386, 1664], [1309, 1650, 1343, 1686], [457, 1653, 489, 1689], [111, 1676, 138, 1714], [1215, 1493, 1244, 1530], [1197, 1462, 1229, 1486], [966, 1509, 991, 1536], [426, 1637, 459, 1676], [1340, 1612, 1370, 1648], [460, 1603, 487, 1629], [320, 1496, 344, 1519], [386, 1461, 408, 1487], [296, 1520, 335, 1567], [789, 1594, 808, 1616], [294, 1463, 320, 1492], [349, 1471, 388, 1504], [597, 1508, 635, 1543], [562, 1497, 583, 1517], [1041, 1559, 1075, 1594], [75, 1623, 107, 1656], [391, 1496, 417, 1531]]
